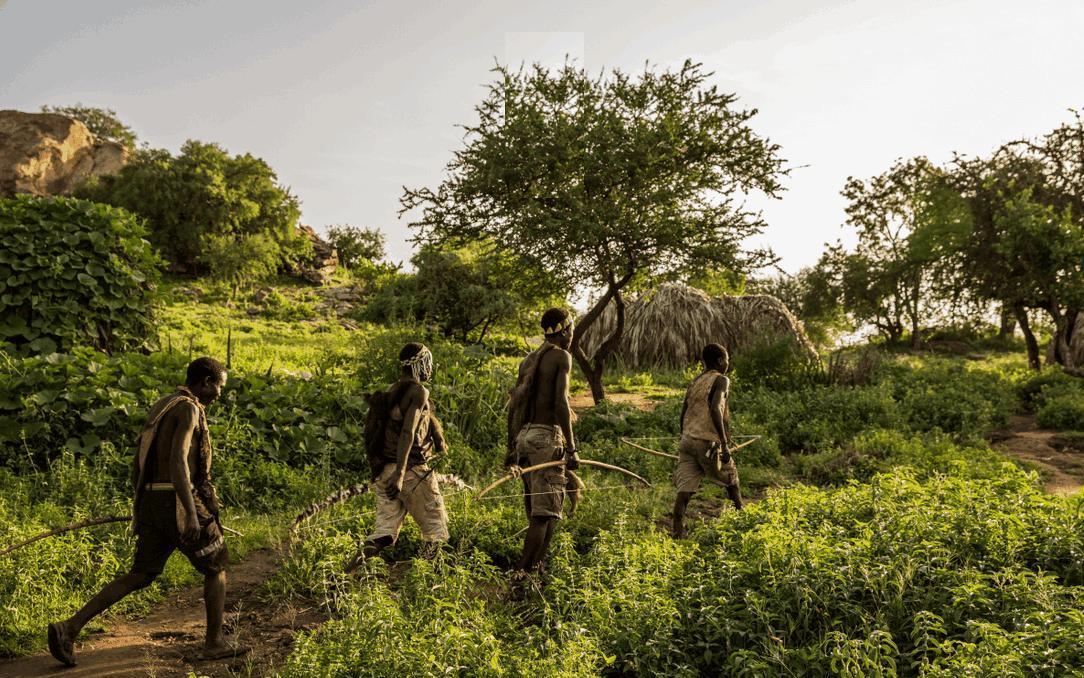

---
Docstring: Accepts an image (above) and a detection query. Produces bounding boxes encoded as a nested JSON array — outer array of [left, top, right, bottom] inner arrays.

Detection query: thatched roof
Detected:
[[578, 282, 817, 369]]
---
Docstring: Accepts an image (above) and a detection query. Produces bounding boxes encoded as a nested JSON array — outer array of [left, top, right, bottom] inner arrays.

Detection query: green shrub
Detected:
[[0, 195, 160, 355], [77, 140, 308, 274], [1036, 393, 1084, 431]]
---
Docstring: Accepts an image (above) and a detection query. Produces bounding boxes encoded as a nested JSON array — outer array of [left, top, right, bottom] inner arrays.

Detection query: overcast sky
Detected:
[[2, 0, 1081, 274]]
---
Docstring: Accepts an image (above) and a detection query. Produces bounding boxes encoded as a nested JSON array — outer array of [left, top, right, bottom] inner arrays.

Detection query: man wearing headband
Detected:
[[347, 342, 449, 567], [506, 307, 579, 584]]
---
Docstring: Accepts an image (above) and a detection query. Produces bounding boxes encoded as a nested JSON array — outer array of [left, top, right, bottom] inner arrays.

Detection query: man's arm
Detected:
[[554, 351, 577, 464], [679, 392, 689, 434], [390, 385, 426, 497], [708, 375, 732, 448], [169, 404, 202, 542]]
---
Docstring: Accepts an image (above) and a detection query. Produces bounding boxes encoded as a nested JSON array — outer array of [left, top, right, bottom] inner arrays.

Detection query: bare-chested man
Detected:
[[345, 342, 449, 570], [506, 308, 579, 577], [47, 357, 244, 666], [672, 343, 743, 538]]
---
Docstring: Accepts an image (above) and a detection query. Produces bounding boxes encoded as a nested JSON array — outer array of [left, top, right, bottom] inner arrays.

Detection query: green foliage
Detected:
[[402, 59, 786, 400], [40, 104, 138, 150], [200, 233, 281, 296], [325, 225, 386, 269], [77, 140, 306, 274], [1036, 393, 1084, 431], [0, 195, 160, 356]]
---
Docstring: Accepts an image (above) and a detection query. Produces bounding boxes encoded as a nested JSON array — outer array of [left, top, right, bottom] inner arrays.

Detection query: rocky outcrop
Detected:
[[0, 110, 128, 197], [291, 225, 339, 285]]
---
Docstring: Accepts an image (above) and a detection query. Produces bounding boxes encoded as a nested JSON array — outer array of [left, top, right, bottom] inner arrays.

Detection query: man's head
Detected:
[[400, 342, 434, 382], [541, 307, 574, 349], [702, 343, 729, 373], [185, 357, 228, 405]]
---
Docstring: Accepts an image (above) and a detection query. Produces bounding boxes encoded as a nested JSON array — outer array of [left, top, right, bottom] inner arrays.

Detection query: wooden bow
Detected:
[[1, 515, 243, 559], [620, 435, 763, 460], [475, 459, 651, 500]]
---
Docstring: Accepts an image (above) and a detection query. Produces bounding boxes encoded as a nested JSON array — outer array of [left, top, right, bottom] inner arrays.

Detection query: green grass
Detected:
[[2, 288, 1083, 675]]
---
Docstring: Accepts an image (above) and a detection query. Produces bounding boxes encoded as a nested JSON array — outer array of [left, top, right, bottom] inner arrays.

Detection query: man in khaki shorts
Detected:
[[672, 343, 743, 538], [346, 342, 449, 569], [506, 308, 580, 578]]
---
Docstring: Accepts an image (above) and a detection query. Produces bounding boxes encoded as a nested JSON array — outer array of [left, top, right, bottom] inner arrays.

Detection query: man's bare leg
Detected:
[[726, 484, 744, 510], [672, 491, 695, 538], [49, 571, 156, 665], [204, 570, 226, 649]]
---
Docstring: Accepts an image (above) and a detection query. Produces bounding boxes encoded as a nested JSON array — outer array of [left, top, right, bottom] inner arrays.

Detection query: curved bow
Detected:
[[621, 435, 763, 460], [475, 459, 651, 500]]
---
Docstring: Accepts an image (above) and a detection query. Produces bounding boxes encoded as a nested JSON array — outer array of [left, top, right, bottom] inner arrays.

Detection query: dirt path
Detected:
[[992, 415, 1084, 496], [570, 391, 660, 413], [0, 547, 325, 678]]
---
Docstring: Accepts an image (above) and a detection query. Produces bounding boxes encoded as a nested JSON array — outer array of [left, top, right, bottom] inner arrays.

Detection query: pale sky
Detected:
[[2, 0, 1081, 273]]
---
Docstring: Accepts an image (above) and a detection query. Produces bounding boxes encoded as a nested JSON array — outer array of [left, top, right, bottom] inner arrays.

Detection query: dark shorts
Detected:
[[131, 491, 229, 577]]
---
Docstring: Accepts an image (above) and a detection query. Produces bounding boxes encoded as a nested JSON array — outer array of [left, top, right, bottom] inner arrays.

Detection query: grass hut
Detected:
[[579, 282, 817, 369]]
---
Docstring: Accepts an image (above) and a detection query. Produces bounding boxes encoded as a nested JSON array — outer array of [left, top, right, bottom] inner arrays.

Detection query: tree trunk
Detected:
[[1014, 304, 1041, 370], [1044, 300, 1077, 369], [569, 272, 634, 405], [998, 304, 1016, 341]]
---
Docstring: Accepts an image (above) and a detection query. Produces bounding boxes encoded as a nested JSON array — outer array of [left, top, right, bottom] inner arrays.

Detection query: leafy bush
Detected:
[[731, 338, 821, 389], [40, 104, 138, 150], [77, 140, 307, 274], [200, 233, 281, 296], [888, 360, 1016, 440], [0, 196, 160, 356], [325, 225, 385, 269], [1036, 393, 1084, 431]]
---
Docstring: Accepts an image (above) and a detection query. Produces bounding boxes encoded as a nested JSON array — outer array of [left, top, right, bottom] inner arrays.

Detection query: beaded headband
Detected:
[[542, 315, 574, 335], [400, 346, 434, 381]]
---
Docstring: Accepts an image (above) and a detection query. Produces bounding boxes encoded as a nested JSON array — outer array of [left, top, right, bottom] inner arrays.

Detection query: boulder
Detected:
[[291, 225, 339, 285], [0, 110, 128, 197]]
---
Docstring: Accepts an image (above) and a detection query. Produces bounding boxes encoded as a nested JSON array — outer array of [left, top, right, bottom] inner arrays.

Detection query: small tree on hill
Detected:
[[326, 225, 386, 269], [40, 104, 138, 150], [402, 60, 785, 402]]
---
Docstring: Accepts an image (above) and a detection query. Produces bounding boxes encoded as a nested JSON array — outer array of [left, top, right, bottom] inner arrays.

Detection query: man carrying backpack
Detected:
[[345, 342, 449, 570]]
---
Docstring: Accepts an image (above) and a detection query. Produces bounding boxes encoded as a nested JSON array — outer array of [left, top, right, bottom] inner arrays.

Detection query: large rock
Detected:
[[0, 110, 128, 197], [292, 225, 339, 285]]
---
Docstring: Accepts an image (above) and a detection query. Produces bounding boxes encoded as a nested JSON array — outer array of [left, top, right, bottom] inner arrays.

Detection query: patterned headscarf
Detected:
[[401, 345, 434, 382]]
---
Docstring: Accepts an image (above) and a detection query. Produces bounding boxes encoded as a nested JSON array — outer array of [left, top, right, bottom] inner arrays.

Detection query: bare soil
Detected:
[[0, 547, 325, 678], [991, 415, 1084, 496]]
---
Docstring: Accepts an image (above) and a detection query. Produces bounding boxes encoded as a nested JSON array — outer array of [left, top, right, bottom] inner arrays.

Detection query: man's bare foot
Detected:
[[200, 639, 250, 660], [47, 621, 76, 666]]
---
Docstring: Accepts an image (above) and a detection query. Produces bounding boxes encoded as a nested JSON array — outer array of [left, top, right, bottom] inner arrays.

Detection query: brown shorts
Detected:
[[131, 490, 228, 576], [673, 436, 739, 493], [370, 463, 449, 543], [515, 424, 566, 519]]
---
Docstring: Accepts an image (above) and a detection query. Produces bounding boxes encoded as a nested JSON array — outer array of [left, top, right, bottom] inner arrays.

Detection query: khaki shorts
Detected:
[[673, 436, 739, 493], [515, 424, 566, 519], [370, 463, 449, 543]]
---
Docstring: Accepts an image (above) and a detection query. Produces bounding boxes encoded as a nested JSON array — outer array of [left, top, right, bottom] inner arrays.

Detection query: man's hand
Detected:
[[564, 449, 580, 471], [181, 512, 201, 543], [386, 476, 404, 500], [508, 465, 523, 479]]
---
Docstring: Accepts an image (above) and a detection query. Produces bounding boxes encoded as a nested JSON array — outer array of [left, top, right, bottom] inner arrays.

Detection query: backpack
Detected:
[[363, 381, 410, 480], [364, 382, 444, 479], [506, 344, 555, 457]]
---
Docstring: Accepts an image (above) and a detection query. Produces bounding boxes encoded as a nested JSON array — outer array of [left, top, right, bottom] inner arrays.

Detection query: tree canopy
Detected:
[[78, 140, 306, 276], [402, 60, 786, 401]]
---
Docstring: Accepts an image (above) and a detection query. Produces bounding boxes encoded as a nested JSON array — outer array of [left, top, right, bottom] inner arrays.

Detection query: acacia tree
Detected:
[[402, 60, 785, 402], [829, 157, 950, 346], [939, 139, 1084, 369]]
